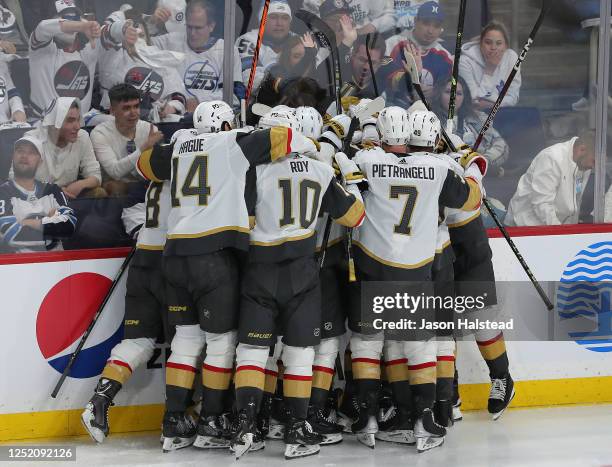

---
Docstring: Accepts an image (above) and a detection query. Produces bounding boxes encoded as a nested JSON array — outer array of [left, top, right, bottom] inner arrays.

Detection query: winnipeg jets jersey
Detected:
[[137, 127, 315, 257], [0, 62, 24, 123], [249, 154, 363, 263], [152, 34, 243, 103], [29, 19, 123, 115], [352, 147, 481, 280]]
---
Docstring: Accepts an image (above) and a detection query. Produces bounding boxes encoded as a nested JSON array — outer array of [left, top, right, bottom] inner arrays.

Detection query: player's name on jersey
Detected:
[[178, 138, 206, 154], [371, 164, 435, 180], [290, 160, 310, 173], [372, 318, 515, 331]]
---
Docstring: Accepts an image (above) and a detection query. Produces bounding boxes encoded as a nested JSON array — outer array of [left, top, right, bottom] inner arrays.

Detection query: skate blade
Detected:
[[491, 388, 516, 421], [251, 439, 265, 451], [161, 435, 196, 452], [193, 435, 229, 449], [80, 410, 105, 444], [266, 424, 284, 440], [233, 433, 253, 459], [356, 433, 376, 449], [284, 443, 320, 459], [320, 433, 343, 445], [416, 436, 444, 453], [337, 412, 355, 433], [375, 430, 416, 445], [452, 407, 463, 421]]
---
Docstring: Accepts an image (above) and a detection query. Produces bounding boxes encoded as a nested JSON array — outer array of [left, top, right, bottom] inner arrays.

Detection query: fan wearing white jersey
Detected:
[[232, 106, 365, 460], [28, 0, 132, 117], [346, 107, 486, 451], [151, 0, 245, 110], [137, 102, 317, 452], [235, 0, 294, 91]]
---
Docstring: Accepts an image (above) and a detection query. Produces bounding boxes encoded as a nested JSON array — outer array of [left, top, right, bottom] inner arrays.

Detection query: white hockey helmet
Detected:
[[376, 106, 411, 146], [408, 110, 441, 148], [170, 128, 198, 145], [295, 106, 323, 139], [258, 105, 300, 132], [193, 100, 235, 134]]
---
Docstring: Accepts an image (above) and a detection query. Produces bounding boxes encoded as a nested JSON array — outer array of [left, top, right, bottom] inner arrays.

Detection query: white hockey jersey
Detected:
[[352, 147, 482, 279], [137, 127, 318, 256], [0, 60, 24, 123], [151, 33, 243, 104], [346, 0, 395, 34], [249, 154, 363, 262], [29, 19, 124, 115]]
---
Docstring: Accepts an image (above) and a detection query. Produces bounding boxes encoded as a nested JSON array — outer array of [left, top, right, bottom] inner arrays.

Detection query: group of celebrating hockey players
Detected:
[[79, 91, 516, 459]]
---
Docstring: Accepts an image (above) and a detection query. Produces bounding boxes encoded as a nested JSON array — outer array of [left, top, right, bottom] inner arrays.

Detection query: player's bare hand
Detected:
[[300, 32, 316, 49], [153, 7, 172, 24], [0, 40, 16, 54], [339, 14, 357, 47]]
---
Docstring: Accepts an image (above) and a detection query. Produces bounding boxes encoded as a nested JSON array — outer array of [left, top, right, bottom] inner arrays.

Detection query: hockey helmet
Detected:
[[258, 105, 300, 132], [193, 100, 235, 134], [295, 106, 323, 139], [408, 110, 441, 148], [376, 106, 411, 146]]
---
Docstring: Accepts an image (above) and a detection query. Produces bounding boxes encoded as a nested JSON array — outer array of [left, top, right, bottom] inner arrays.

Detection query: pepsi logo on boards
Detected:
[[36, 273, 123, 378]]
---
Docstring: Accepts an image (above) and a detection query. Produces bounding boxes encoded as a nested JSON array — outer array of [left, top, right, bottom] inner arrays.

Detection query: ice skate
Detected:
[[161, 411, 197, 452], [81, 378, 121, 443], [193, 414, 230, 449], [231, 402, 258, 459], [351, 392, 379, 449], [489, 373, 515, 420], [434, 400, 454, 428], [337, 391, 359, 433], [452, 398, 463, 422], [375, 405, 415, 445], [283, 417, 323, 459], [414, 408, 446, 453], [307, 405, 343, 445]]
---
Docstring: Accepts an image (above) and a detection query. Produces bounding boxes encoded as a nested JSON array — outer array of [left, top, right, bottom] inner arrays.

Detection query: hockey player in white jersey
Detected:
[[235, 0, 294, 91], [138, 103, 318, 452], [232, 110, 365, 459], [80, 126, 179, 443], [151, 0, 245, 110], [348, 107, 487, 451], [28, 0, 131, 117]]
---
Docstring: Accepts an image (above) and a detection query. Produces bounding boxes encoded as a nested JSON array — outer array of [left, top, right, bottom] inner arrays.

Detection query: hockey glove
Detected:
[[320, 114, 352, 150], [334, 152, 365, 185], [458, 150, 488, 177]]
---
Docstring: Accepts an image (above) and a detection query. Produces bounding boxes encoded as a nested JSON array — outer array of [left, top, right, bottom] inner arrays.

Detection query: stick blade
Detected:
[[355, 96, 385, 123], [402, 50, 420, 86]]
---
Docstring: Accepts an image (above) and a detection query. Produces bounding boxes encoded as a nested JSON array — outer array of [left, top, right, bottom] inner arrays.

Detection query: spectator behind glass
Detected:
[[386, 1, 452, 101], [344, 0, 394, 36], [235, 0, 294, 92], [95, 7, 187, 124], [345, 35, 386, 100], [459, 21, 521, 112], [151, 0, 245, 112], [505, 130, 596, 226], [15, 97, 103, 199], [91, 83, 163, 196], [256, 33, 318, 106], [27, 0, 131, 117], [0, 41, 26, 123], [431, 75, 509, 176], [0, 136, 77, 253]]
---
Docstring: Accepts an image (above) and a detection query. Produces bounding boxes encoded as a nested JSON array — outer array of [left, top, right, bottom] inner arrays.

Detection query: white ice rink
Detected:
[[5, 404, 612, 467]]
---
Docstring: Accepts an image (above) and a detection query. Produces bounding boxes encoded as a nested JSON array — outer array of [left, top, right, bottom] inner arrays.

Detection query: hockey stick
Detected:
[[365, 33, 379, 97], [473, 0, 551, 150], [403, 51, 554, 311], [318, 96, 385, 270], [296, 9, 342, 115], [447, 0, 467, 133], [245, 0, 270, 103], [51, 248, 136, 398]]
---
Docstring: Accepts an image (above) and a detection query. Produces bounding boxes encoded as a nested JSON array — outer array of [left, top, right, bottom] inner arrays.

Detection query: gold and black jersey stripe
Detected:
[[138, 144, 173, 182], [165, 226, 250, 256], [353, 241, 433, 281]]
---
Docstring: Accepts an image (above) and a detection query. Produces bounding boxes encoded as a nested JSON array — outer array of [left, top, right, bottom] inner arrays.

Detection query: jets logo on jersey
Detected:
[[184, 60, 220, 96], [54, 61, 90, 99], [125, 67, 165, 101], [36, 273, 124, 378], [176, 11, 184, 22], [0, 77, 5, 104]]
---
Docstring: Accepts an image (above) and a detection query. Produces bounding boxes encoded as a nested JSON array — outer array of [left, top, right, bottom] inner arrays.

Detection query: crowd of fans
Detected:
[[0, 0, 609, 254]]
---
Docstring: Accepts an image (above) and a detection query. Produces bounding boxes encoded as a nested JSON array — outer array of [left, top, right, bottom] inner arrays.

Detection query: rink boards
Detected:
[[0, 224, 611, 441]]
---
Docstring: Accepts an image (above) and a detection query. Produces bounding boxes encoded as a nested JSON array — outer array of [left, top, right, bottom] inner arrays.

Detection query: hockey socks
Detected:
[[435, 338, 456, 427], [476, 332, 509, 379]]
